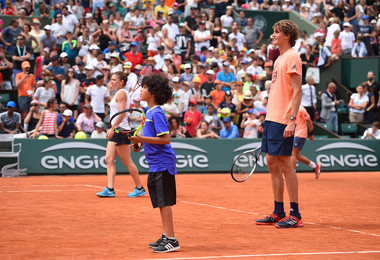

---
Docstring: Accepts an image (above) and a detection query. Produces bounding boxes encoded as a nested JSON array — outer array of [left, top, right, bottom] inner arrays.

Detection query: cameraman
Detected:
[[15, 61, 36, 120]]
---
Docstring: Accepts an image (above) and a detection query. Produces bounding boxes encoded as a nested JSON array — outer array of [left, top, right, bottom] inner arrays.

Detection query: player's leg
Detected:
[[116, 144, 146, 197], [160, 206, 174, 237], [97, 141, 118, 197]]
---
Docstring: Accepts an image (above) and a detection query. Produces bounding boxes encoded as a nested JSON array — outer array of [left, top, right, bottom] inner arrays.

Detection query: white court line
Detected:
[[0, 189, 85, 193], [0, 184, 121, 192], [145, 251, 380, 260], [180, 200, 380, 237]]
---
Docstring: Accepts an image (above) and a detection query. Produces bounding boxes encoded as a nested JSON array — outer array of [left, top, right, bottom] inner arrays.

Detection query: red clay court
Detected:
[[1, 172, 380, 259]]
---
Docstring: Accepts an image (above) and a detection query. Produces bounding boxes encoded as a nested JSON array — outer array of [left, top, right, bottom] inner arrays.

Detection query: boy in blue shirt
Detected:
[[129, 74, 180, 253]]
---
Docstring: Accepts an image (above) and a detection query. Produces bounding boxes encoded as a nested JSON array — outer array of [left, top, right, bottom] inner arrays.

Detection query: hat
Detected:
[[63, 109, 73, 117], [158, 10, 163, 14], [226, 5, 233, 9], [174, 2, 179, 6], [44, 24, 51, 30], [43, 47, 50, 53], [258, 111, 266, 116], [164, 54, 173, 60], [85, 13, 93, 18], [6, 101, 16, 108], [179, 23, 186, 27], [171, 76, 180, 83], [108, 41, 117, 46], [157, 45, 164, 50], [89, 44, 100, 50], [249, 49, 255, 54], [192, 76, 201, 83], [60, 52, 68, 58], [84, 103, 92, 109], [248, 108, 255, 114], [225, 90, 231, 96], [110, 53, 121, 61], [95, 121, 104, 128], [173, 46, 181, 54], [123, 61, 132, 68], [103, 64, 110, 70], [240, 47, 247, 52], [214, 79, 222, 84], [223, 61, 230, 66], [343, 22, 350, 27], [109, 2, 116, 7], [43, 76, 52, 83], [147, 57, 156, 63], [133, 96, 141, 102], [130, 41, 138, 47], [264, 61, 272, 67], [85, 64, 94, 70], [32, 18, 40, 24], [134, 64, 142, 70], [221, 28, 228, 34], [189, 99, 197, 105], [184, 64, 191, 69], [223, 117, 232, 123], [200, 20, 206, 25], [362, 15, 369, 20], [241, 59, 250, 64], [31, 100, 39, 105], [206, 70, 215, 75], [77, 61, 85, 66], [183, 81, 190, 86], [240, 72, 246, 78], [371, 19, 377, 24], [168, 9, 174, 15], [243, 91, 253, 99], [208, 46, 214, 52], [314, 32, 324, 38], [21, 61, 31, 69], [51, 55, 59, 61]]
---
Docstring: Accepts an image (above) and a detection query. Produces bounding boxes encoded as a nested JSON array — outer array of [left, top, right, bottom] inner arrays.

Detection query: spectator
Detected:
[[194, 21, 211, 56], [201, 70, 215, 95], [340, 22, 356, 56], [39, 25, 57, 55], [51, 13, 68, 51], [241, 109, 261, 139], [0, 101, 23, 134], [15, 61, 35, 120], [85, 74, 110, 119], [270, 0, 281, 11], [74, 61, 86, 83], [220, 117, 239, 138], [103, 41, 120, 62], [34, 77, 56, 112], [12, 34, 32, 86], [109, 53, 123, 73], [57, 109, 76, 138], [301, 76, 317, 121], [182, 81, 192, 114], [75, 103, 101, 136], [218, 90, 236, 119], [216, 61, 236, 92], [171, 77, 185, 115], [162, 95, 180, 119], [316, 37, 331, 71], [154, 45, 166, 70], [236, 91, 254, 134], [0, 44, 13, 90], [38, 1, 49, 18], [361, 121, 380, 139], [300, 44, 315, 83], [46, 56, 65, 98], [346, 0, 359, 35], [214, 0, 228, 18], [59, 52, 71, 74], [180, 63, 194, 85], [62, 6, 79, 33], [203, 103, 222, 134], [24, 100, 41, 137], [155, 0, 169, 18], [162, 14, 179, 43], [367, 71, 380, 118], [363, 82, 376, 123], [326, 17, 341, 48], [184, 99, 202, 137], [61, 68, 80, 119], [244, 17, 263, 50], [2, 0, 17, 16], [351, 35, 367, 57], [330, 30, 342, 61], [0, 18, 20, 55], [196, 120, 219, 138], [348, 84, 369, 123], [61, 32, 77, 62], [358, 15, 373, 55], [210, 80, 225, 107], [228, 23, 246, 51], [168, 116, 188, 138], [91, 121, 107, 138], [236, 11, 248, 26], [34, 98, 60, 138], [320, 82, 341, 134], [92, 20, 117, 51], [191, 76, 207, 111]]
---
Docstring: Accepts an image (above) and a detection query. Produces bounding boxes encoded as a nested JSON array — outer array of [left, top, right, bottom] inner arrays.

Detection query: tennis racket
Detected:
[[130, 64, 154, 95], [110, 108, 146, 149], [231, 146, 262, 183]]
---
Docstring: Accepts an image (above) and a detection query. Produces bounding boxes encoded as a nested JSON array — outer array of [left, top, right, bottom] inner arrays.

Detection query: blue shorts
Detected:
[[261, 121, 294, 156], [293, 137, 306, 150], [18, 96, 32, 113]]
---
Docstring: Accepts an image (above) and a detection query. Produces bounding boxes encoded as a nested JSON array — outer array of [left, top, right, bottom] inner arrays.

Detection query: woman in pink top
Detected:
[[34, 98, 60, 138]]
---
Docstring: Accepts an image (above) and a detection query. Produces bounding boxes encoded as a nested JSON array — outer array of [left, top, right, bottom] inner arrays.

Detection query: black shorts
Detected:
[[261, 121, 294, 156], [109, 132, 131, 146], [148, 170, 176, 208]]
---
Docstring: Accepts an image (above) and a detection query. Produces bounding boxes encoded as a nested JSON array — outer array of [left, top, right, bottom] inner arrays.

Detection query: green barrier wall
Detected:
[[0, 15, 52, 27], [13, 139, 380, 175], [341, 58, 380, 89]]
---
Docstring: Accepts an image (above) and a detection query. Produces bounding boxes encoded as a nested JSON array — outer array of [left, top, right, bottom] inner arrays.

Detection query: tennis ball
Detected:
[[184, 117, 192, 124], [38, 135, 49, 140], [180, 64, 185, 70], [75, 131, 87, 139], [220, 107, 231, 118]]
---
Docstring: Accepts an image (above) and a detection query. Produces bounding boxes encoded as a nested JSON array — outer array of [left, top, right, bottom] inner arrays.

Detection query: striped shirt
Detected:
[[41, 110, 57, 135]]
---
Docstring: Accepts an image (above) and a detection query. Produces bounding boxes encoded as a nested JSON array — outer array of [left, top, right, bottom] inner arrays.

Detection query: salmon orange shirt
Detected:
[[266, 48, 302, 125], [295, 105, 310, 138], [15, 72, 36, 97]]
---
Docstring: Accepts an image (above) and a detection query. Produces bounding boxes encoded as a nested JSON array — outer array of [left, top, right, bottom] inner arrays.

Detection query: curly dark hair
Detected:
[[272, 20, 299, 47], [142, 74, 172, 105]]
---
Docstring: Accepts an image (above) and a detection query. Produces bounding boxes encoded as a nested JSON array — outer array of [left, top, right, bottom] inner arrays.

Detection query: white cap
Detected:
[[249, 48, 255, 54], [62, 109, 73, 117], [85, 64, 94, 70], [314, 32, 324, 38], [60, 52, 68, 58], [206, 70, 215, 75], [95, 121, 104, 128], [164, 54, 173, 60], [184, 64, 191, 69], [208, 46, 214, 52], [343, 22, 350, 27], [221, 28, 228, 34], [44, 24, 52, 30], [123, 61, 132, 68], [85, 13, 93, 19], [171, 76, 180, 83], [89, 44, 100, 50], [223, 61, 230, 66]]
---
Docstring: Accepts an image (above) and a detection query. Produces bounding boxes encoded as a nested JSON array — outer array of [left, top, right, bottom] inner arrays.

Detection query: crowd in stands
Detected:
[[0, 0, 379, 139]]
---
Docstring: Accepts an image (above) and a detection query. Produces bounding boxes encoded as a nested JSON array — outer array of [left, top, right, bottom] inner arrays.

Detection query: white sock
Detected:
[[309, 161, 316, 169]]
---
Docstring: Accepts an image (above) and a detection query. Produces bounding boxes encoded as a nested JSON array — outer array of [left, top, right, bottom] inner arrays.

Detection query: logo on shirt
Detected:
[[291, 64, 297, 70]]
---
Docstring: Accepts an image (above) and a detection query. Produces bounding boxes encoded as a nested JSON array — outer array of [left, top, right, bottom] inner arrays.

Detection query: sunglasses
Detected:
[[31, 104, 38, 106], [18, 38, 24, 40], [68, 71, 74, 73], [41, 73, 46, 76]]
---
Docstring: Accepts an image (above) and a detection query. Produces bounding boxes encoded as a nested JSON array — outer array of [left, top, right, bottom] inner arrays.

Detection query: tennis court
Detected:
[[1, 172, 379, 259]]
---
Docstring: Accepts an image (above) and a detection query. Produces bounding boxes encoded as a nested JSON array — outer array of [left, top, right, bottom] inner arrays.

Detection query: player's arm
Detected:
[[130, 132, 171, 145], [284, 73, 302, 138]]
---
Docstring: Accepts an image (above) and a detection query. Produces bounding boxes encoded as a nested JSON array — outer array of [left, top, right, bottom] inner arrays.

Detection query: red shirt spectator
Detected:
[[184, 100, 202, 137], [123, 42, 143, 70]]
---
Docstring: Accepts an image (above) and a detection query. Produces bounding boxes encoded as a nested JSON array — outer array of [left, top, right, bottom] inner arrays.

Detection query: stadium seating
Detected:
[[319, 122, 334, 132], [340, 123, 358, 138]]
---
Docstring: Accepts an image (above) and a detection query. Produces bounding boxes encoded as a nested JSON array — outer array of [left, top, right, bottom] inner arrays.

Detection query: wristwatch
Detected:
[[289, 115, 296, 121]]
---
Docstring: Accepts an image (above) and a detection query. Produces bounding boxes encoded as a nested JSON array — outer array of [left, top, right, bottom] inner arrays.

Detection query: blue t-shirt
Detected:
[[47, 65, 65, 93], [220, 124, 239, 138], [216, 71, 235, 92], [143, 106, 177, 175]]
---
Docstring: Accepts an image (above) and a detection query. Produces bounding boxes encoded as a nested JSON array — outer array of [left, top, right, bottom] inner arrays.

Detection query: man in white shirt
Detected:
[[85, 74, 110, 119], [301, 76, 317, 121], [61, 6, 79, 33], [50, 14, 68, 50], [339, 22, 356, 56], [162, 14, 179, 42], [194, 21, 211, 56], [124, 6, 136, 22], [246, 56, 263, 76], [228, 23, 246, 51], [153, 46, 165, 70], [171, 76, 185, 115]]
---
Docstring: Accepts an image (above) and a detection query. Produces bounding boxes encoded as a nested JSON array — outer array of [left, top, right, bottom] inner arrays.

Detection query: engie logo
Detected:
[[233, 142, 266, 168], [138, 142, 209, 169], [316, 142, 378, 168], [40, 142, 107, 170]]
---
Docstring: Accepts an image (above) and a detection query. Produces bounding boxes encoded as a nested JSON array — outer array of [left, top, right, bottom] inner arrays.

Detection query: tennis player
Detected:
[[292, 105, 321, 179], [255, 20, 303, 228], [96, 71, 146, 198], [129, 74, 180, 253]]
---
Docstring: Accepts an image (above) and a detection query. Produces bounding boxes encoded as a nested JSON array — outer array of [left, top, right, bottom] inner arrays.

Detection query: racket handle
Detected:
[[133, 143, 139, 150]]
